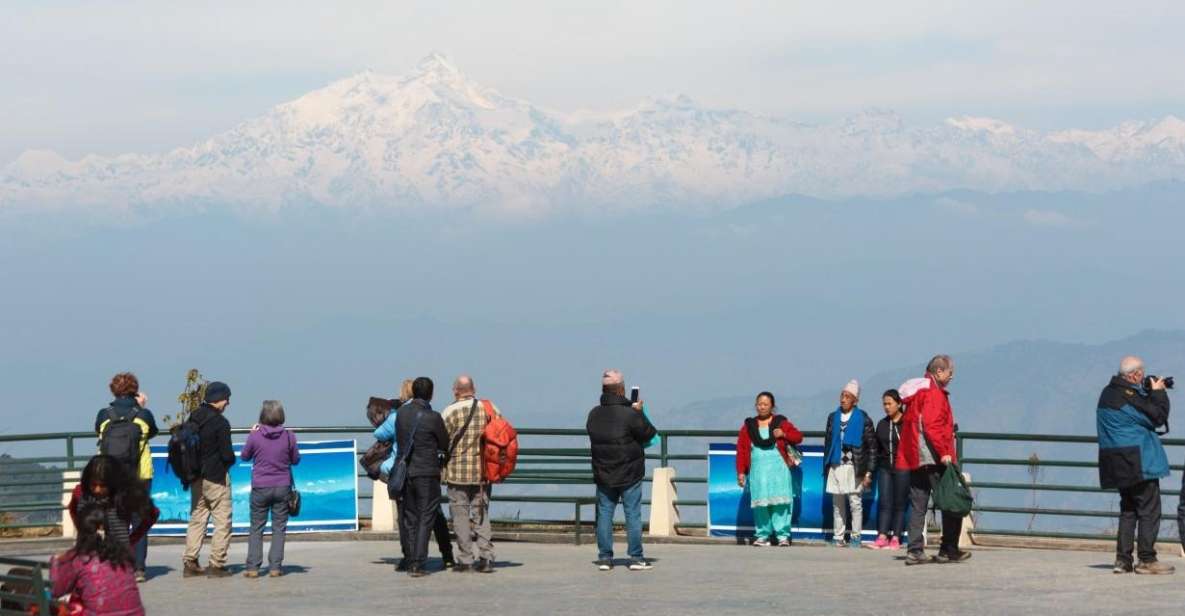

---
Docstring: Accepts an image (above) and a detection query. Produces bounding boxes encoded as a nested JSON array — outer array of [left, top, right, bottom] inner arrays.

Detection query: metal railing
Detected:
[[3, 427, 1180, 543], [956, 431, 1185, 541], [0, 557, 51, 615]]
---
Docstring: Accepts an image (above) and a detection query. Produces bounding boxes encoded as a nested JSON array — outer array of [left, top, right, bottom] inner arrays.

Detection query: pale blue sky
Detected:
[[3, 1, 1184, 161]]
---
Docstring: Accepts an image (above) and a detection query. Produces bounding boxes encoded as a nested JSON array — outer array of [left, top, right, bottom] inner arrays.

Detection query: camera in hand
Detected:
[[1143, 375, 1175, 390]]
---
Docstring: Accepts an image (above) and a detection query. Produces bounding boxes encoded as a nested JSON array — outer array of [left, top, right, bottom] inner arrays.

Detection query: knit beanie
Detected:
[[842, 379, 860, 400]]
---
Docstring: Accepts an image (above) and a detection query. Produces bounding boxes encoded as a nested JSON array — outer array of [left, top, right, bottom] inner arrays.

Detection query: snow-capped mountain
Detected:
[[3, 53, 1184, 213]]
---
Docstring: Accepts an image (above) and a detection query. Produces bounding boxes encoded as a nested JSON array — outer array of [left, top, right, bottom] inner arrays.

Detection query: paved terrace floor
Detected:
[[8, 539, 1185, 615]]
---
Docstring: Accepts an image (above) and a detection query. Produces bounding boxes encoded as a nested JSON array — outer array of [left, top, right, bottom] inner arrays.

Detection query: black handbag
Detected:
[[389, 410, 423, 495], [287, 431, 302, 517], [288, 472, 302, 517]]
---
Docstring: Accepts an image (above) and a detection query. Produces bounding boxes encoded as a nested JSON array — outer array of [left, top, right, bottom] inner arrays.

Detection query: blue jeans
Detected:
[[595, 481, 643, 561]]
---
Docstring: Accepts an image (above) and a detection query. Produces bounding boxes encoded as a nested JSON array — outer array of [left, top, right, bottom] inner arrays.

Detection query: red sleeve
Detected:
[[735, 426, 752, 475], [68, 484, 82, 527], [129, 505, 159, 545], [779, 419, 803, 445], [920, 391, 956, 462]]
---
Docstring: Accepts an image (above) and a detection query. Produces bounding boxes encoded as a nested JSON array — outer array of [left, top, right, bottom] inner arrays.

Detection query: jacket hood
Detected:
[[259, 424, 287, 439], [1109, 375, 1139, 391], [599, 393, 632, 407], [109, 396, 139, 409]]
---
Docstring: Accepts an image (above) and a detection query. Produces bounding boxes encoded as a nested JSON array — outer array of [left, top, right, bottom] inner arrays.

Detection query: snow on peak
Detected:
[[1148, 115, 1185, 140], [945, 116, 1017, 135], [7, 149, 71, 179], [3, 55, 1185, 214], [415, 51, 461, 79]]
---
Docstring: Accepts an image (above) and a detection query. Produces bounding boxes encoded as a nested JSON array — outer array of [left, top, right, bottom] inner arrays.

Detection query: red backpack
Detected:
[[480, 400, 518, 483]]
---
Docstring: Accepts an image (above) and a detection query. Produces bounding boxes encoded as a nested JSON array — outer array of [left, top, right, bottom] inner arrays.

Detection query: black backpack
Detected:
[[167, 413, 208, 490], [99, 407, 144, 473]]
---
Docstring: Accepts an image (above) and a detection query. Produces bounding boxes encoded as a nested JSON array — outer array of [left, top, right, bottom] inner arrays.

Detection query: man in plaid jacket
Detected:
[[442, 375, 502, 573]]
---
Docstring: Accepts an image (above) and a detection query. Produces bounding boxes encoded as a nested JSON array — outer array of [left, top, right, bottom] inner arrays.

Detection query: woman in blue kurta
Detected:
[[736, 392, 803, 546]]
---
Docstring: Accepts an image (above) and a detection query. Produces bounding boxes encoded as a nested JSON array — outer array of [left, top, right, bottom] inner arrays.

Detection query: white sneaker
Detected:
[[627, 560, 653, 571], [752, 538, 772, 547], [596, 559, 612, 571]]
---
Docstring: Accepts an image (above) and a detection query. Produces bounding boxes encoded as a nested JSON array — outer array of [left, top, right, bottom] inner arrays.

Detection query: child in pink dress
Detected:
[[51, 503, 146, 616]]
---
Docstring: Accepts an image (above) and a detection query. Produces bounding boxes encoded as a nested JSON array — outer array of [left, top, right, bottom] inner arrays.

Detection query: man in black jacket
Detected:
[[182, 381, 236, 579], [394, 377, 449, 577], [586, 369, 658, 572]]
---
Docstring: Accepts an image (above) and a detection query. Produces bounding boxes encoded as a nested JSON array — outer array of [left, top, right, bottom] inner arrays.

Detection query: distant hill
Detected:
[[656, 329, 1185, 435]]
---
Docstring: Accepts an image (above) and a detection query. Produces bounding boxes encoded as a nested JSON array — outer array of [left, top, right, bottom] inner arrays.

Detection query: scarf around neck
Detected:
[[827, 407, 866, 465], [745, 414, 786, 448]]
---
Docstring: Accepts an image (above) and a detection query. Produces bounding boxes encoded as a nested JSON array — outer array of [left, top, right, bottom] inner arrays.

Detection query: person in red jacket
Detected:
[[895, 354, 970, 565], [736, 392, 804, 546]]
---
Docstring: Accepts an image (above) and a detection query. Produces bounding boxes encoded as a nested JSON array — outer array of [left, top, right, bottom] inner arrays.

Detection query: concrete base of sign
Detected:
[[60, 470, 81, 539], [370, 479, 397, 532], [648, 467, 680, 536]]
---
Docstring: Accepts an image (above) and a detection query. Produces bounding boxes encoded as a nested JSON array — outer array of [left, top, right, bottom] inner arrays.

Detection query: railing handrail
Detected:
[[4, 426, 1183, 542]]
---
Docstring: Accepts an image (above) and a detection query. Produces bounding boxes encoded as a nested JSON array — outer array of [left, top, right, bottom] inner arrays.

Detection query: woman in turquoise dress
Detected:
[[736, 392, 804, 546]]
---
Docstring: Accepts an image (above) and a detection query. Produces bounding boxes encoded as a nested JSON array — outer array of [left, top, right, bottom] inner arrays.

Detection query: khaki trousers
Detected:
[[183, 476, 233, 568], [448, 484, 494, 564]]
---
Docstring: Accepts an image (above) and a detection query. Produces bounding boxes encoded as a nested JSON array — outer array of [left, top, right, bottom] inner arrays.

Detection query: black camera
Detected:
[[1143, 375, 1175, 390]]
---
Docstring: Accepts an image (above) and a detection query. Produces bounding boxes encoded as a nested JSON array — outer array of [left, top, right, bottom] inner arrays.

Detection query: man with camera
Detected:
[[1097, 356, 1174, 575], [586, 369, 658, 572]]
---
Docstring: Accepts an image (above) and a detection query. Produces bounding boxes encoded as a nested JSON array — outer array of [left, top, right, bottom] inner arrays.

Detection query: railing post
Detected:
[[66, 434, 76, 470], [31, 563, 49, 615], [660, 433, 669, 467], [956, 432, 964, 463], [648, 467, 679, 536], [574, 502, 582, 546]]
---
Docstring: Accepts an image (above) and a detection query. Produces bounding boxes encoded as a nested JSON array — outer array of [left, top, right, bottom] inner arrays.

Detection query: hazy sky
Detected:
[[3, 1, 1184, 162]]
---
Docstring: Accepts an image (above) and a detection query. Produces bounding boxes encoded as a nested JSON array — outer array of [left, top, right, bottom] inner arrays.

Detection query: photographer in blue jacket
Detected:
[[1096, 355, 1173, 575]]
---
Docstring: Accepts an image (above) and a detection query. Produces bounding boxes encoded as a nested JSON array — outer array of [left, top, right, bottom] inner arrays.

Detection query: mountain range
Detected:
[[3, 53, 1185, 214], [658, 330, 1185, 437]]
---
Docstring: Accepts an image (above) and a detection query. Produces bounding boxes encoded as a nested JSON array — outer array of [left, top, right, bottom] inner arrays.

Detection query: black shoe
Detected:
[[442, 556, 456, 569], [627, 559, 653, 571], [596, 559, 613, 571], [453, 563, 471, 573], [935, 549, 971, 564], [476, 558, 495, 573], [408, 566, 428, 578], [1113, 559, 1134, 574], [395, 559, 408, 572]]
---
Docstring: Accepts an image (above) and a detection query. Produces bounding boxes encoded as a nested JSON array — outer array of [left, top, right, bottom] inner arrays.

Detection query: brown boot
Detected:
[[206, 565, 232, 578], [182, 560, 205, 578], [1134, 560, 1176, 575]]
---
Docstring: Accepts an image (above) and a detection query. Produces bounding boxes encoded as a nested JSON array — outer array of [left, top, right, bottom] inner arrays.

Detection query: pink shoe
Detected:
[[873, 536, 890, 550], [888, 537, 901, 550]]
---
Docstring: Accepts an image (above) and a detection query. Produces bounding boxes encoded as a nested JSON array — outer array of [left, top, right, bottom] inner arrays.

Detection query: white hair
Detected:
[[601, 369, 624, 387], [1119, 356, 1144, 376], [926, 354, 954, 375]]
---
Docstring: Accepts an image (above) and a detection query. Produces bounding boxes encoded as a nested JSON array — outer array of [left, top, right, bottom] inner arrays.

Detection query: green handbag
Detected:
[[933, 463, 973, 516]]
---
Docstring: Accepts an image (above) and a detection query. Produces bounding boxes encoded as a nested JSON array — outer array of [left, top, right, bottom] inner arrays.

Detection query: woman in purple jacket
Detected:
[[241, 400, 301, 578]]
